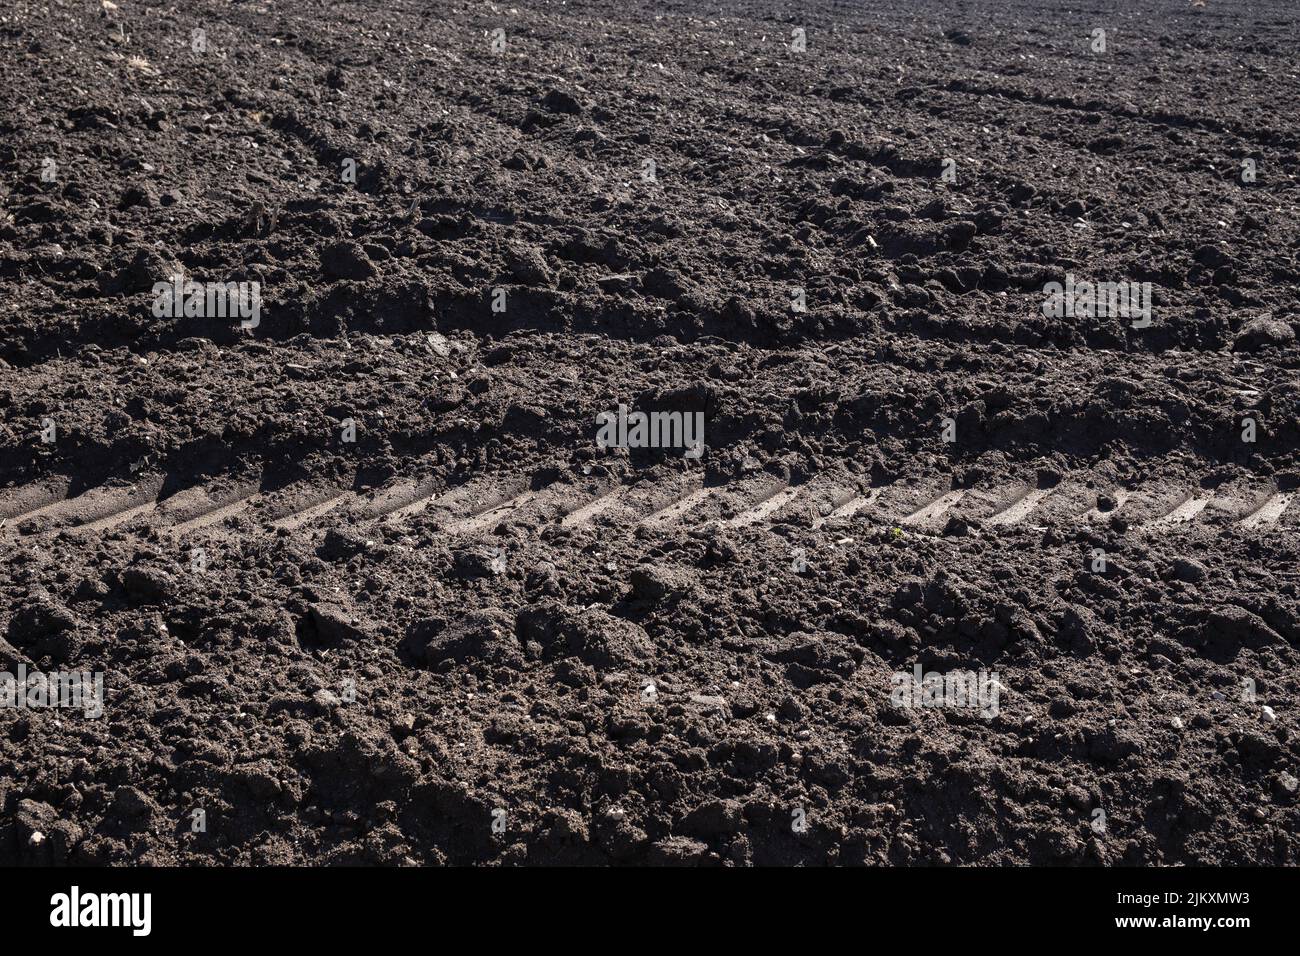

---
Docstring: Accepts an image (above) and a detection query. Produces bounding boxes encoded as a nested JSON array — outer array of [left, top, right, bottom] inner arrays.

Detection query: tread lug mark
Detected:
[[560, 484, 626, 527], [901, 489, 965, 527], [166, 487, 262, 535], [1241, 492, 1294, 529], [4, 497, 71, 529], [271, 491, 356, 531], [446, 488, 541, 535], [75, 497, 159, 533], [11, 478, 165, 536], [0, 481, 70, 527], [640, 483, 713, 528], [811, 488, 881, 529], [1146, 494, 1211, 531], [371, 480, 445, 521], [724, 484, 802, 528], [987, 488, 1054, 527], [392, 478, 530, 529]]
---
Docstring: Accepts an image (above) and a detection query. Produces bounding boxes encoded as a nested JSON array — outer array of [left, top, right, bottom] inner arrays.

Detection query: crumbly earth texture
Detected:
[[1, 0, 1299, 865]]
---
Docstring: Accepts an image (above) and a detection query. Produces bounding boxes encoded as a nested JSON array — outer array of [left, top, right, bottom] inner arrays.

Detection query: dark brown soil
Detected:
[[2, 0, 1299, 865]]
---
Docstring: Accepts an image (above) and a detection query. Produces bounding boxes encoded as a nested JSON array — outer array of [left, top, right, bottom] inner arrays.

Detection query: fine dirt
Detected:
[[2, 0, 1300, 865]]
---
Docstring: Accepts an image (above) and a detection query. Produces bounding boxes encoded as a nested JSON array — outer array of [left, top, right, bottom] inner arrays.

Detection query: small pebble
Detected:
[[312, 689, 341, 708]]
